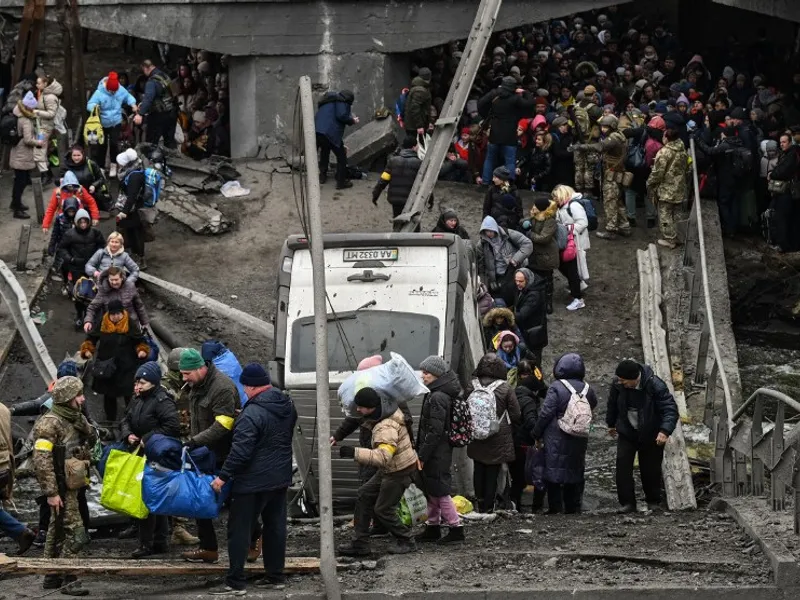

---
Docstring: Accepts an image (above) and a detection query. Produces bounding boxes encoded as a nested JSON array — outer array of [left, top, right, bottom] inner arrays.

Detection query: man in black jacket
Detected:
[[606, 359, 679, 513], [210, 363, 297, 595], [56, 209, 105, 328], [694, 128, 748, 235], [478, 76, 535, 184], [372, 136, 424, 218]]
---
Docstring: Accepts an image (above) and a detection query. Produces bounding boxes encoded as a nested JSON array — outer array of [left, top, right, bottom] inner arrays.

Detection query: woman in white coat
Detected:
[[551, 185, 590, 311]]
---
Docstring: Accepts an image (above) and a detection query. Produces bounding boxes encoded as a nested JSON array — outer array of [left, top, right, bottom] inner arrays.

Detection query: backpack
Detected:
[[567, 197, 598, 231], [556, 379, 592, 437], [84, 106, 105, 146], [448, 392, 474, 447], [560, 224, 577, 262], [730, 146, 754, 178], [124, 168, 165, 208], [0, 113, 20, 146], [467, 378, 505, 441], [625, 130, 646, 170]]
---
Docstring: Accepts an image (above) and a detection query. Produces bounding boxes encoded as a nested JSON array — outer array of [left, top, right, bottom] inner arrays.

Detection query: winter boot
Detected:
[[118, 524, 137, 539], [337, 542, 371, 557], [13, 209, 30, 219], [42, 574, 63, 589], [171, 522, 199, 546], [16, 528, 36, 555], [131, 545, 155, 559], [61, 576, 89, 596], [387, 537, 417, 554], [437, 526, 465, 544], [414, 524, 441, 543]]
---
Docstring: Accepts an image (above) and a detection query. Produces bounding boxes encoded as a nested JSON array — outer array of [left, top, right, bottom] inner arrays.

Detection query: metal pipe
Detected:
[[689, 138, 735, 433], [148, 318, 187, 351], [299, 75, 340, 600], [732, 388, 800, 423]]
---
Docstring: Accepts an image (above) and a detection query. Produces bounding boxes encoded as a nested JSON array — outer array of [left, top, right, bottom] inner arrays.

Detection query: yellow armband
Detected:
[[215, 415, 234, 430], [35, 439, 54, 452]]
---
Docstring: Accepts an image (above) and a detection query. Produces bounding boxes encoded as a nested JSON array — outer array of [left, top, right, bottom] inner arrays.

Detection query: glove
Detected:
[[339, 445, 356, 459]]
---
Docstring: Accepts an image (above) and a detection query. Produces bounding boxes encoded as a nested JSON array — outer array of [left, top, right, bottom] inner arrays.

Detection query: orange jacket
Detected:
[[43, 186, 100, 229]]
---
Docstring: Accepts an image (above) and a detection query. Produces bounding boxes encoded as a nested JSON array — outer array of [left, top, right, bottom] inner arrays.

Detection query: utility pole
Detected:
[[298, 75, 341, 600]]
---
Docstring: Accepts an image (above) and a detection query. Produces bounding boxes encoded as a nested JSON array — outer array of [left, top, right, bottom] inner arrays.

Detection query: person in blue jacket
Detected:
[[314, 90, 359, 190], [86, 72, 138, 177], [210, 363, 297, 595]]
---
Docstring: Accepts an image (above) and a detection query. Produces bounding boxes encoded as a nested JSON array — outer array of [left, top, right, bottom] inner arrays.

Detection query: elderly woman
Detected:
[[85, 232, 140, 282]]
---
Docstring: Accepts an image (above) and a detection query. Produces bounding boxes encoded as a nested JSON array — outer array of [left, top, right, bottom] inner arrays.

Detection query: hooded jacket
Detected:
[[85, 247, 140, 282], [606, 363, 679, 443], [482, 307, 524, 351], [85, 271, 149, 327], [43, 178, 99, 230], [532, 353, 598, 484], [477, 216, 533, 287], [432, 209, 470, 239], [403, 76, 432, 132], [416, 370, 462, 497], [35, 79, 63, 134], [314, 90, 356, 147], [514, 268, 548, 349], [694, 134, 747, 185], [86, 77, 137, 127], [354, 394, 417, 473], [513, 370, 547, 447], [466, 354, 521, 465], [56, 210, 105, 277], [218, 387, 297, 493], [528, 200, 560, 271]]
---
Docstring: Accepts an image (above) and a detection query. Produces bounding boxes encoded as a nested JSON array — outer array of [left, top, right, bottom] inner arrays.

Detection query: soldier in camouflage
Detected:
[[574, 114, 632, 239], [32, 376, 96, 596], [569, 86, 603, 196], [646, 129, 689, 249]]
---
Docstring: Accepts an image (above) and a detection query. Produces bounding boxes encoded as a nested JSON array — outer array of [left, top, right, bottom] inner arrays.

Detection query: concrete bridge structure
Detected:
[[3, 0, 800, 158]]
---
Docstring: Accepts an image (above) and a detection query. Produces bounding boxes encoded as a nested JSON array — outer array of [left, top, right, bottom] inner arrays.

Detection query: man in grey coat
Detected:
[[477, 215, 533, 306]]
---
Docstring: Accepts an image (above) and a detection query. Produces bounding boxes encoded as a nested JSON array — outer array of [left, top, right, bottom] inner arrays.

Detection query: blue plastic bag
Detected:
[[144, 434, 217, 473], [202, 341, 247, 406], [142, 449, 229, 519], [143, 333, 159, 362]]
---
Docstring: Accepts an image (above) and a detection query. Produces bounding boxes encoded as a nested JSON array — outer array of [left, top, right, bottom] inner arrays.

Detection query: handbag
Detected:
[[559, 224, 577, 262], [524, 445, 545, 489], [767, 179, 789, 194], [100, 447, 149, 519], [91, 357, 117, 380]]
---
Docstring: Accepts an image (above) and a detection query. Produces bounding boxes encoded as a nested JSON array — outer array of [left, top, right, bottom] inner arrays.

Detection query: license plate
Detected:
[[342, 248, 399, 262]]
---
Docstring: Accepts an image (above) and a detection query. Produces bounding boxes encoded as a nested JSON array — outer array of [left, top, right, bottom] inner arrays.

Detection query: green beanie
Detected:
[[179, 348, 205, 371]]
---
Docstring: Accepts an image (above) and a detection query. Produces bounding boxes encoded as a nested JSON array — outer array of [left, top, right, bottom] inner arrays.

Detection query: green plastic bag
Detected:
[[396, 483, 427, 526], [100, 449, 149, 519]]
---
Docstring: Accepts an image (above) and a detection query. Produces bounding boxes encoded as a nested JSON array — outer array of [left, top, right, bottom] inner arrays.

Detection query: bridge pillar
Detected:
[[229, 52, 409, 160]]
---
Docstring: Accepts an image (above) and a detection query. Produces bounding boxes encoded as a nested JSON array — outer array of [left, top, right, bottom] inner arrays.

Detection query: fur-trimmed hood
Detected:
[[482, 306, 516, 328]]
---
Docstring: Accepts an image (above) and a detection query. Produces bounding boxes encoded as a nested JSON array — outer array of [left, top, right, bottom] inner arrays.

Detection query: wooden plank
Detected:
[[0, 555, 341, 576]]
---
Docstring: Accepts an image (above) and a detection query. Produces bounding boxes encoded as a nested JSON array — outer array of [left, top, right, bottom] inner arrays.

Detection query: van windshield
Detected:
[[290, 311, 440, 373]]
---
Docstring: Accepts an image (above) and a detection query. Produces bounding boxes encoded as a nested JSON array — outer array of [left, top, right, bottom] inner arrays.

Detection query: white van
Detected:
[[270, 233, 484, 512]]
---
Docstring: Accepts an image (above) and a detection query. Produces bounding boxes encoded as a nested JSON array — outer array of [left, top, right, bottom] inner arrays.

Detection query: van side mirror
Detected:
[[268, 360, 284, 389]]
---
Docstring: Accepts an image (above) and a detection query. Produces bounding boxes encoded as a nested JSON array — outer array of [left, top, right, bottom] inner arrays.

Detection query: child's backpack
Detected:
[[556, 379, 592, 437], [448, 392, 474, 447], [124, 167, 165, 208], [467, 378, 504, 440], [84, 107, 105, 146]]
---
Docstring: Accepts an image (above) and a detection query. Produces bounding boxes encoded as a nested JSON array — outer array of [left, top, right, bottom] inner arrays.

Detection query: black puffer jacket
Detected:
[[120, 385, 180, 443], [416, 371, 462, 497], [550, 130, 575, 186], [372, 149, 422, 206], [514, 268, 548, 349], [478, 87, 536, 146], [218, 387, 298, 494], [513, 374, 546, 447], [56, 223, 105, 278], [606, 363, 679, 444], [483, 184, 523, 231], [60, 154, 106, 191]]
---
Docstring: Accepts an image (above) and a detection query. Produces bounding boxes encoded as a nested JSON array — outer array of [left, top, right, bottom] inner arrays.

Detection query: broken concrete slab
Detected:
[[342, 118, 397, 167], [159, 186, 233, 235]]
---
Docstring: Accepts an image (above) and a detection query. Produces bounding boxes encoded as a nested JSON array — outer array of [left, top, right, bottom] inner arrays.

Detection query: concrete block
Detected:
[[342, 118, 396, 167], [158, 190, 233, 235]]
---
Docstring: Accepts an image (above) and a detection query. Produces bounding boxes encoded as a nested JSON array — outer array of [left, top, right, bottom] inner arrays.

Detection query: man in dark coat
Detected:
[[414, 356, 464, 544], [694, 128, 748, 235], [403, 68, 432, 138], [510, 360, 546, 512], [549, 116, 575, 188], [478, 76, 535, 183], [372, 136, 424, 218], [314, 90, 358, 189], [210, 363, 297, 594], [513, 268, 547, 367], [532, 353, 597, 514], [606, 359, 679, 513]]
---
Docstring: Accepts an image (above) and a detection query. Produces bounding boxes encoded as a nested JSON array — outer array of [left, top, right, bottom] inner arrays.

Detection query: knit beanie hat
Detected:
[[179, 348, 205, 371], [57, 360, 79, 378], [135, 361, 162, 385], [357, 355, 383, 371], [534, 197, 551, 212], [615, 359, 641, 380], [493, 166, 511, 181], [116, 148, 139, 167], [106, 72, 120, 92], [22, 91, 38, 109], [168, 347, 188, 371], [107, 299, 124, 314], [419, 355, 448, 377], [354, 387, 381, 409], [240, 362, 271, 387], [418, 67, 432, 83], [52, 376, 84, 405]]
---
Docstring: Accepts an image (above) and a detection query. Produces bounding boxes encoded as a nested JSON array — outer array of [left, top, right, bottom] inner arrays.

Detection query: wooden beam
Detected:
[[0, 555, 342, 577]]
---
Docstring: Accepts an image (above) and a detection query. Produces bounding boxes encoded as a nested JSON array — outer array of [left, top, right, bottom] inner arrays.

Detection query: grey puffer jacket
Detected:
[[466, 354, 521, 465], [85, 247, 140, 282]]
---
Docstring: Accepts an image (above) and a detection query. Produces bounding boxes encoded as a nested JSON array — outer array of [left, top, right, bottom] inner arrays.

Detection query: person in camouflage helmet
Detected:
[[573, 114, 632, 239], [646, 129, 689, 249], [32, 376, 96, 596]]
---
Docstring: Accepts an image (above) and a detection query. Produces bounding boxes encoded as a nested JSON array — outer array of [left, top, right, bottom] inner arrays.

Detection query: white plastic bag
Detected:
[[220, 180, 251, 198], [416, 133, 431, 160], [397, 483, 427, 526], [174, 124, 185, 145], [337, 352, 428, 417]]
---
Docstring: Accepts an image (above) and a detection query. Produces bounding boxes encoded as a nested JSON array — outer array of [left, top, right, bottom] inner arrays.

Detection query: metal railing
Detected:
[[686, 140, 800, 533]]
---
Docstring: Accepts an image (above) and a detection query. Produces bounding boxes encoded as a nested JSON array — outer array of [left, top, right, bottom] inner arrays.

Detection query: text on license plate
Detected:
[[342, 248, 399, 261]]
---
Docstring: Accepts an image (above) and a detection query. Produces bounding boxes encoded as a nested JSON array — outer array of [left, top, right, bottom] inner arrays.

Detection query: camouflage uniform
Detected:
[[571, 101, 602, 195], [646, 139, 689, 242], [582, 116, 630, 235], [31, 377, 95, 582]]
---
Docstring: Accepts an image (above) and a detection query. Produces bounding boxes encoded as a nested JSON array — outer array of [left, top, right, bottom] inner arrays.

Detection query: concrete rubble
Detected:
[[341, 117, 398, 168], [159, 185, 233, 235]]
